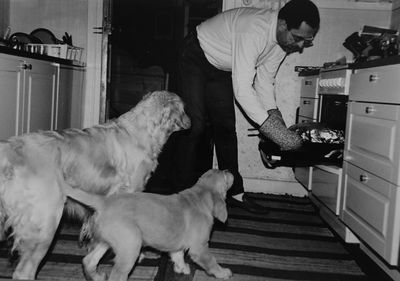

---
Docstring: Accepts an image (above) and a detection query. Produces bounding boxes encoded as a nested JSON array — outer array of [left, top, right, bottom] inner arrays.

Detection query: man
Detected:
[[173, 0, 320, 213]]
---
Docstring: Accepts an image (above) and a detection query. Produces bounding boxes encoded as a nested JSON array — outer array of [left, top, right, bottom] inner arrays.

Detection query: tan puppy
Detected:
[[63, 169, 234, 281], [0, 91, 190, 280]]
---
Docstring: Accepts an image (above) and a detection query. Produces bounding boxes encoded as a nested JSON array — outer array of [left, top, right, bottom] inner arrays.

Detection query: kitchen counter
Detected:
[[0, 45, 85, 67], [349, 55, 400, 70]]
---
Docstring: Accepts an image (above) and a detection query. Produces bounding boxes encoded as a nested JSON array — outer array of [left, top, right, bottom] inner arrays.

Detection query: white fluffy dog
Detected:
[[0, 91, 190, 280], [63, 169, 234, 281]]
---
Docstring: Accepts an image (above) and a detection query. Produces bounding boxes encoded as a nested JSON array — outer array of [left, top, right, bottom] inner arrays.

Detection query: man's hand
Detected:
[[259, 109, 303, 151]]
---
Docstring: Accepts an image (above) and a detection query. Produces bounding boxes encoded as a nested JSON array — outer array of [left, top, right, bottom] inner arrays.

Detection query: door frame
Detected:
[[83, 0, 111, 127]]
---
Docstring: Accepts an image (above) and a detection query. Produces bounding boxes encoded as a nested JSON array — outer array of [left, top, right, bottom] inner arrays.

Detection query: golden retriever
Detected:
[[0, 90, 190, 280], [63, 169, 234, 281]]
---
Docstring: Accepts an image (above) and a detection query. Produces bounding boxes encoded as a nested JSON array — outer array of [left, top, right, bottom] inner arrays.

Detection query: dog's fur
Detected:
[[0, 90, 190, 280], [63, 169, 234, 281]]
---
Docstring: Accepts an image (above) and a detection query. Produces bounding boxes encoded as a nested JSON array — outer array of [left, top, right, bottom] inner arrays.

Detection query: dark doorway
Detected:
[[108, 0, 222, 193], [108, 0, 222, 119]]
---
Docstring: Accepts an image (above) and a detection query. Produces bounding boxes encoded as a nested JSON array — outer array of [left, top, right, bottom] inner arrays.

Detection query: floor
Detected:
[[0, 193, 395, 281]]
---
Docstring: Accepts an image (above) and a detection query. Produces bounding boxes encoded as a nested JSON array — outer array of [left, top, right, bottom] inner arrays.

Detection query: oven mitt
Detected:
[[259, 108, 303, 151]]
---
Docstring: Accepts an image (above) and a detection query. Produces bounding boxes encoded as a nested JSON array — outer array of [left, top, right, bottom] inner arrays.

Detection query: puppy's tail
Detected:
[[61, 183, 105, 211]]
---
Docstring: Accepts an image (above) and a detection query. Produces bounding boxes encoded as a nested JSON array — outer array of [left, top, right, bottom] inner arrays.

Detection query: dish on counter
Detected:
[[9, 32, 42, 45], [30, 28, 59, 44]]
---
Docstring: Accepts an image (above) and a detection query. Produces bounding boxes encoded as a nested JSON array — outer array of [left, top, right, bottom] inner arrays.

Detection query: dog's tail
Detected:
[[61, 183, 105, 211]]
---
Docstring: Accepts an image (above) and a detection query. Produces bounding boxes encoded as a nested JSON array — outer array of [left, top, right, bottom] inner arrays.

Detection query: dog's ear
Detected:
[[212, 194, 228, 222]]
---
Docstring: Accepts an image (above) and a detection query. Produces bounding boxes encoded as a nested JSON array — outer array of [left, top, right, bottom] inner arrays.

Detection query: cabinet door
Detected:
[[300, 76, 319, 98], [58, 66, 72, 130], [299, 97, 317, 119], [70, 67, 85, 129], [61, 65, 85, 129], [24, 59, 58, 133], [345, 101, 400, 186], [0, 55, 24, 139], [342, 161, 400, 265], [294, 166, 313, 190]]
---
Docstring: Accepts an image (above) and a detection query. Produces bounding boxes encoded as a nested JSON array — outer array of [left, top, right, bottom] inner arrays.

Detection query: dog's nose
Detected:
[[223, 170, 234, 190], [182, 114, 191, 129]]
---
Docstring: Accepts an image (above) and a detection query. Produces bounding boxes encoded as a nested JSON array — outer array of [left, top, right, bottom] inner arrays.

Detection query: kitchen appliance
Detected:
[[259, 65, 351, 214], [307, 66, 350, 215]]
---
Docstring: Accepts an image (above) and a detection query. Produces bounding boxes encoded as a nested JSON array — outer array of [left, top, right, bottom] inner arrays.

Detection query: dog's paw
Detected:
[[173, 262, 191, 275], [92, 272, 107, 281], [85, 271, 107, 281], [214, 267, 232, 279]]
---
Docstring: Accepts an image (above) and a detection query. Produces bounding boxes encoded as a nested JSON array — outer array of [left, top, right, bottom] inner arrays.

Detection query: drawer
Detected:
[[294, 166, 313, 191], [300, 76, 318, 98], [350, 64, 400, 104], [299, 97, 317, 119], [342, 162, 400, 265], [345, 101, 400, 185], [312, 165, 342, 215]]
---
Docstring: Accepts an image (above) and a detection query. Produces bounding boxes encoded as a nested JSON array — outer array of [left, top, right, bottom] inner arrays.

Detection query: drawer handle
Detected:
[[305, 80, 312, 86], [365, 106, 376, 114], [303, 100, 311, 105], [359, 174, 369, 182], [369, 74, 379, 82]]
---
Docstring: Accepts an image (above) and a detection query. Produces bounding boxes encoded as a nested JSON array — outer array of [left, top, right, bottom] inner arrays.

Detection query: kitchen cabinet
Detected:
[[294, 69, 358, 244], [0, 52, 85, 140], [24, 58, 58, 133], [343, 63, 400, 266], [0, 55, 24, 139], [59, 65, 85, 130], [0, 54, 58, 139]]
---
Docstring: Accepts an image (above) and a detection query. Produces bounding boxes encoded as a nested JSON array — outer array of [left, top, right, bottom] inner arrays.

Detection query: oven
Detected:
[[310, 67, 351, 215], [258, 66, 351, 215]]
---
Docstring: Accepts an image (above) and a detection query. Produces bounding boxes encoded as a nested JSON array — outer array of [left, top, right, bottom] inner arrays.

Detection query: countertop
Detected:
[[0, 45, 85, 67], [298, 55, 400, 76], [349, 55, 400, 70]]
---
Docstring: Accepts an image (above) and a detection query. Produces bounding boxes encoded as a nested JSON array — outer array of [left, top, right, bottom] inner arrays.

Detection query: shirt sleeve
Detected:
[[254, 52, 286, 114], [231, 32, 283, 126]]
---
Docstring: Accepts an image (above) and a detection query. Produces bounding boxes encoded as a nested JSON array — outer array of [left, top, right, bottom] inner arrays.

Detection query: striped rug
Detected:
[[0, 194, 384, 280]]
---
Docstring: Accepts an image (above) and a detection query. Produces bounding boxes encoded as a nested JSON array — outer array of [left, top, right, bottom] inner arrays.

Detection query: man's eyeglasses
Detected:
[[289, 31, 314, 47]]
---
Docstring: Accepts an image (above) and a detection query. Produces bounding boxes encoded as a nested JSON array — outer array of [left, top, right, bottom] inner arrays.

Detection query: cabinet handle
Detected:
[[365, 106, 376, 114], [21, 63, 32, 70], [359, 174, 369, 182], [303, 100, 311, 105], [369, 74, 379, 82], [305, 80, 312, 86]]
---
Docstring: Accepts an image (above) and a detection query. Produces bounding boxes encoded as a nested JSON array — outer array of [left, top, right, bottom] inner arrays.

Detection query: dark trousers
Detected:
[[173, 30, 244, 196]]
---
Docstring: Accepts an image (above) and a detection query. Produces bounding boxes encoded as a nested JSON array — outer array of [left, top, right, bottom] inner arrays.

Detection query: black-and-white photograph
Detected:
[[0, 0, 398, 280]]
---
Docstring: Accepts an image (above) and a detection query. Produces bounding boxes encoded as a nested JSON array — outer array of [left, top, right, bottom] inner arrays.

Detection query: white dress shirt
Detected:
[[197, 8, 286, 126]]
